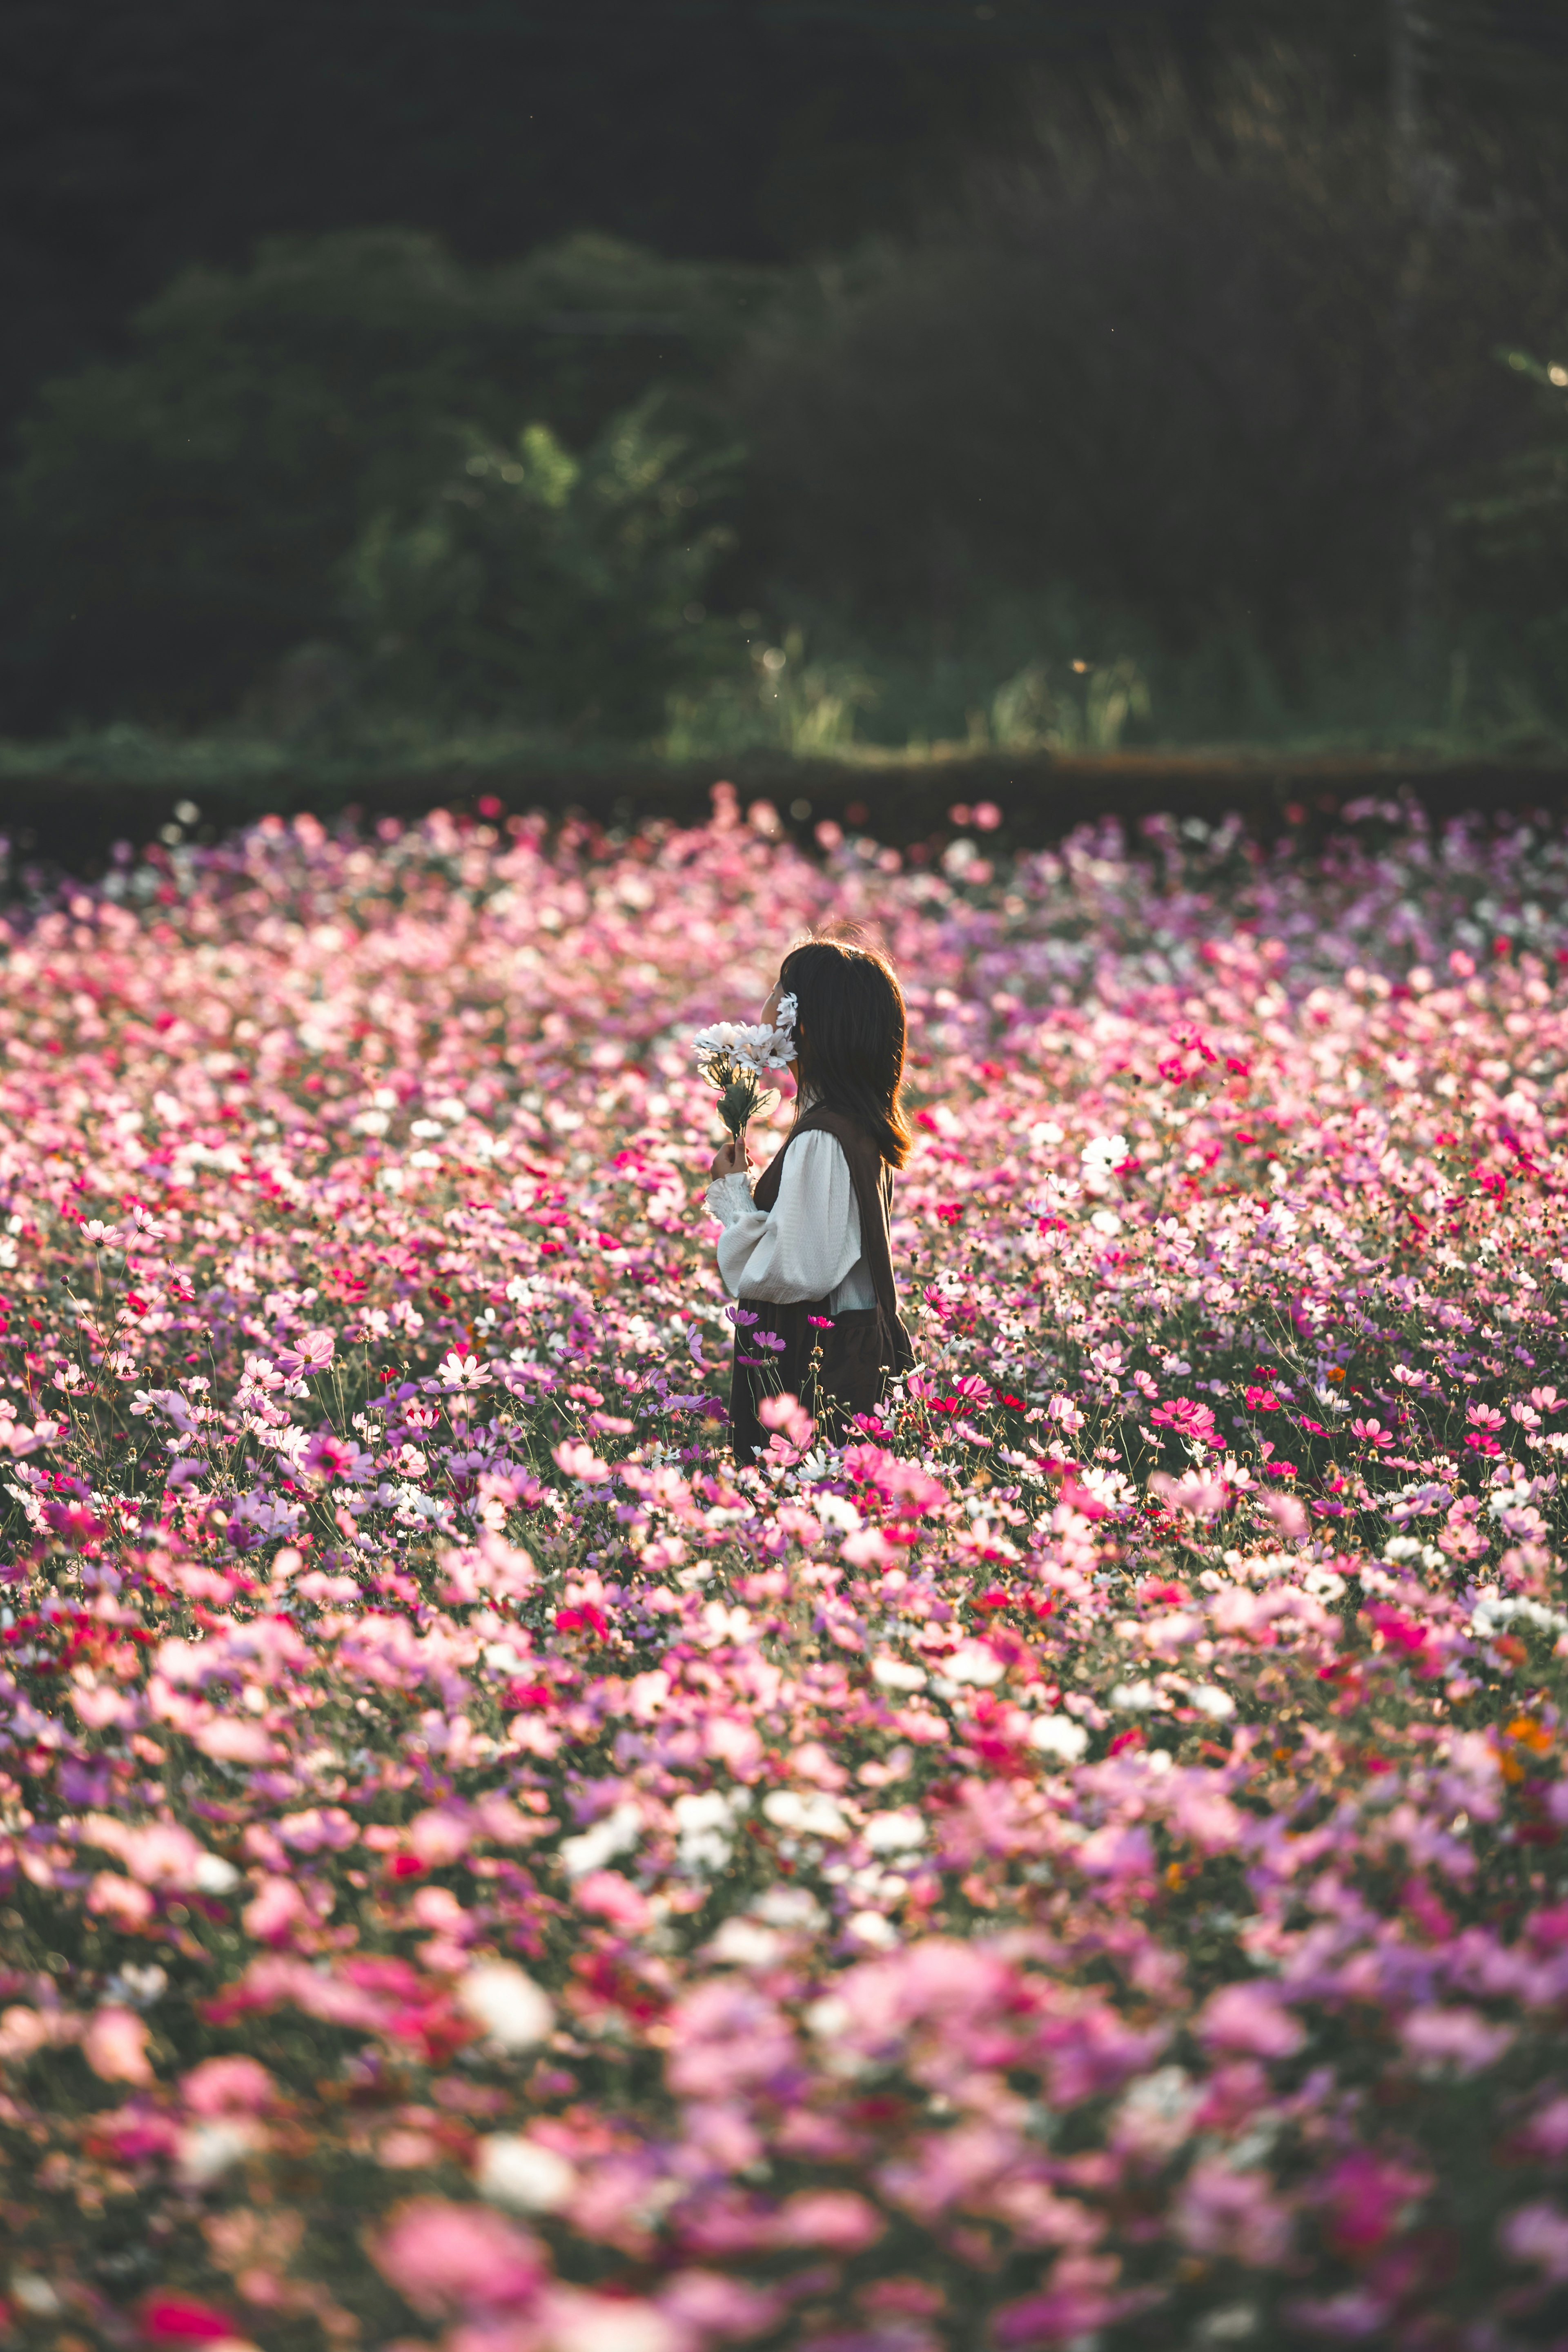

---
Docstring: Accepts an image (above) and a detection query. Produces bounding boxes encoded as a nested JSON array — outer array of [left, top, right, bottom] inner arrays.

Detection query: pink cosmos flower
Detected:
[[658, 2269, 784, 2337], [83, 2006, 153, 2085], [1519, 2096, 1568, 2158], [275, 1328, 335, 1379], [552, 1440, 612, 1483], [574, 1871, 653, 1931], [1150, 1397, 1218, 1444], [1399, 2005, 1514, 2075], [1148, 1468, 1230, 1517], [773, 2188, 885, 2250], [243, 1877, 310, 1944], [180, 2055, 278, 2116], [667, 1982, 799, 2099], [1318, 2151, 1430, 2257], [1503, 2199, 1568, 2283], [1197, 1982, 1306, 2060], [757, 1391, 815, 1448], [372, 2198, 545, 2315], [993, 2254, 1144, 2346], [300, 1428, 359, 1477], [1175, 2158, 1293, 2267]]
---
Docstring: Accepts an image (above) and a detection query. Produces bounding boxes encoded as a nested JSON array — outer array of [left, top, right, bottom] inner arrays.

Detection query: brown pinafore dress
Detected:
[[729, 1105, 914, 1463]]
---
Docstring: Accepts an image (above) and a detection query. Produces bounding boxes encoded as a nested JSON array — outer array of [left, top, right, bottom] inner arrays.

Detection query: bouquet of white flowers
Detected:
[[692, 993, 797, 1142]]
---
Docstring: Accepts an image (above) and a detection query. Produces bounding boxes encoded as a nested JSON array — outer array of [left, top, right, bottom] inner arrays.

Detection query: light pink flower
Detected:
[[83, 2006, 153, 2085], [1197, 1983, 1306, 2060], [574, 1871, 653, 1931], [772, 2189, 884, 2250], [243, 1877, 310, 1944], [552, 1440, 611, 1483], [1175, 2158, 1293, 2267], [1400, 2005, 1514, 2075], [181, 2055, 277, 2115], [276, 1328, 335, 1379], [1503, 2199, 1568, 2282], [372, 2198, 544, 2315]]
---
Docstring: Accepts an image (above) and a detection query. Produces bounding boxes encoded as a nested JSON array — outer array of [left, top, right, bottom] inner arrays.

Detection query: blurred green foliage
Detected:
[[1, 229, 769, 729], [5, 58, 1568, 756], [345, 401, 741, 735], [730, 63, 1563, 655]]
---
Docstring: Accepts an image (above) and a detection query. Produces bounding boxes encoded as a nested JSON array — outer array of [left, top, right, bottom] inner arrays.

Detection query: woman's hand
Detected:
[[710, 1134, 751, 1181]]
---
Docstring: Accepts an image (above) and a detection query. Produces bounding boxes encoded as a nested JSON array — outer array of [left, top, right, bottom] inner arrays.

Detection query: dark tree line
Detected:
[[7, 0, 1566, 452], [6, 2, 1568, 743]]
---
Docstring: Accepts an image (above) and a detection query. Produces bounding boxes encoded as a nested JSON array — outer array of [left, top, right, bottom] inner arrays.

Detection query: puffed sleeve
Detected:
[[704, 1171, 756, 1229], [709, 1130, 864, 1304]]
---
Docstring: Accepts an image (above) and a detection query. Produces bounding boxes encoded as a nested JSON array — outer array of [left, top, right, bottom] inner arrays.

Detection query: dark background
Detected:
[[8, 0, 1566, 435], [6, 0, 1568, 761]]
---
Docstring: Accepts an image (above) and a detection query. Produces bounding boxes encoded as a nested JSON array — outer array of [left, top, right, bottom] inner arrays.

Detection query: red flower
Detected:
[[139, 2296, 241, 2343]]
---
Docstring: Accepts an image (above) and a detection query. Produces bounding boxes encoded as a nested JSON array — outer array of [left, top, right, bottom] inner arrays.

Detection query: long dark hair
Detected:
[[780, 931, 911, 1168]]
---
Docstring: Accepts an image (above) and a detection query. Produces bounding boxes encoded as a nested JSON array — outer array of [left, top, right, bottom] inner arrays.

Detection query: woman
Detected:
[[705, 931, 915, 1461]]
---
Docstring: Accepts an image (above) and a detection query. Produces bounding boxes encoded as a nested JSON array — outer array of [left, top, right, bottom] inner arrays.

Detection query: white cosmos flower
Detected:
[[864, 1808, 926, 1853], [457, 1962, 554, 2051], [477, 2132, 577, 2212], [1189, 1684, 1236, 1720], [1110, 1679, 1161, 1712], [762, 1789, 848, 1838], [559, 1801, 642, 1879], [178, 2120, 259, 2185], [1028, 1713, 1089, 1763], [945, 1640, 1004, 1688], [871, 1655, 927, 1691], [706, 1916, 786, 1969], [673, 1787, 748, 1875]]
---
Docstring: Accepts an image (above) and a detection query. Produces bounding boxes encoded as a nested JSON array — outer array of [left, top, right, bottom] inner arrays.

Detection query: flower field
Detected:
[[7, 784, 1568, 2350]]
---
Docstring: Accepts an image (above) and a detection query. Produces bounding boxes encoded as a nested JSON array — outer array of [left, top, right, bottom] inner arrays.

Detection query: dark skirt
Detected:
[[729, 1299, 901, 1463]]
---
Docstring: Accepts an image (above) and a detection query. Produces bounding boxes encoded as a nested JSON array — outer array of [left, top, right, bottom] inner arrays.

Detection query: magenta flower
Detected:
[[1151, 1397, 1218, 1442]]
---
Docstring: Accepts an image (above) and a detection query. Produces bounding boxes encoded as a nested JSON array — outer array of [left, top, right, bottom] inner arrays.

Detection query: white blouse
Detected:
[[705, 1129, 878, 1312]]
